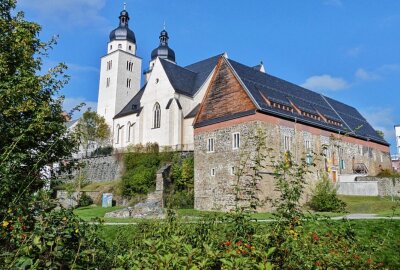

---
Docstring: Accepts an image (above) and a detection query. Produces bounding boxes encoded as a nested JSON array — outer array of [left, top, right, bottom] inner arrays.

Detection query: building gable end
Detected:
[[194, 57, 257, 127]]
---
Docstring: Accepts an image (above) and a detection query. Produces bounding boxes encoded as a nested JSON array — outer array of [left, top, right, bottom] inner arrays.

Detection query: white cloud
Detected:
[[62, 97, 97, 119], [67, 63, 99, 73], [355, 68, 380, 81], [361, 107, 396, 144], [301, 75, 349, 91], [355, 64, 400, 81], [323, 0, 343, 7], [18, 0, 107, 28]]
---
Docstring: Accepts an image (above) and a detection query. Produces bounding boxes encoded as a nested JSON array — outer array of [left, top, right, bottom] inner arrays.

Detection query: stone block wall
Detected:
[[59, 155, 122, 183], [357, 176, 400, 197], [194, 119, 391, 212]]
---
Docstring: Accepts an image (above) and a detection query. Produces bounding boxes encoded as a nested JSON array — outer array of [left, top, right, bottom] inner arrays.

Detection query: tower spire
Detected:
[[123, 2, 126, 10]]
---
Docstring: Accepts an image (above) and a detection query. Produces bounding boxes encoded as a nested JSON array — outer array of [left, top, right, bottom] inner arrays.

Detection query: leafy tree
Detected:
[[376, 129, 385, 139], [0, 0, 75, 215], [75, 108, 110, 157]]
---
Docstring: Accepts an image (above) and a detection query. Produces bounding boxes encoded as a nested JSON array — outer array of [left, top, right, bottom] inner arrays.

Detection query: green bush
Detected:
[[122, 165, 156, 195], [91, 146, 113, 157], [166, 190, 194, 209], [376, 168, 400, 178], [78, 192, 93, 207], [309, 175, 346, 212]]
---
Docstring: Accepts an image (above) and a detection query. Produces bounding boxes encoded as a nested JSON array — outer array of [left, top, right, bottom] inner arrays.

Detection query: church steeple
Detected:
[[151, 27, 176, 63], [109, 8, 136, 44]]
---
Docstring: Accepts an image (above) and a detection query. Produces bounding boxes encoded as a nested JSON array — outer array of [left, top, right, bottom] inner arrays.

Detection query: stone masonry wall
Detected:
[[60, 155, 122, 183], [357, 176, 400, 197], [194, 120, 391, 212]]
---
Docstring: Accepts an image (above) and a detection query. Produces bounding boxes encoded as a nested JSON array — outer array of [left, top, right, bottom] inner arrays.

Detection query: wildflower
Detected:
[[224, 241, 231, 247], [2, 221, 9, 227], [366, 258, 372, 265], [315, 261, 322, 267], [312, 232, 319, 242], [235, 241, 243, 246]]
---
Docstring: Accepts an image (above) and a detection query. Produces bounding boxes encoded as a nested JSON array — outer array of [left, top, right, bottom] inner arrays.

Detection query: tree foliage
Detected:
[[0, 0, 75, 213], [75, 108, 110, 156]]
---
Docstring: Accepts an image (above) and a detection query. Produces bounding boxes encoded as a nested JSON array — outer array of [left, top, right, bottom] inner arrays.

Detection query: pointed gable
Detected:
[[194, 57, 257, 127]]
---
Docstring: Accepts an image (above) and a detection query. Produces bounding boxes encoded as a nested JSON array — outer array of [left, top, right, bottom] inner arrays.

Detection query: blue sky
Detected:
[[17, 0, 400, 153]]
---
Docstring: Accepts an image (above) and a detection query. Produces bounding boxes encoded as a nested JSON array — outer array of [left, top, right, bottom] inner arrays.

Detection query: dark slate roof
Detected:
[[185, 104, 200, 119], [226, 58, 388, 146], [160, 54, 221, 97], [114, 85, 145, 119]]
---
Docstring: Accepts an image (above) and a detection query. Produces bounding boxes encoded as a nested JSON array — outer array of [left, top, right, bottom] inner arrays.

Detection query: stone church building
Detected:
[[96, 9, 391, 211]]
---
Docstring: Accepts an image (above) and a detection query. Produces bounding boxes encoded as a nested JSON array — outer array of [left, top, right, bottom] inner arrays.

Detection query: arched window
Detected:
[[153, 103, 161, 129], [115, 125, 120, 144], [127, 122, 131, 142]]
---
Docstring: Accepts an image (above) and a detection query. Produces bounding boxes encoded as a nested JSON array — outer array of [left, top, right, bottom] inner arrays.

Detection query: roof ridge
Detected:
[[159, 58, 197, 74], [184, 53, 224, 70]]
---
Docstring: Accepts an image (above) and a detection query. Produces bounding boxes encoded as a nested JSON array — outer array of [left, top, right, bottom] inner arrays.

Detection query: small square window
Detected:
[[211, 168, 216, 177], [207, 138, 214, 153], [233, 132, 240, 149]]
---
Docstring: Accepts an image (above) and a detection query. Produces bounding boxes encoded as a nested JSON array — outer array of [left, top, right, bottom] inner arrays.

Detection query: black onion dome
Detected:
[[109, 10, 136, 43], [151, 29, 175, 62]]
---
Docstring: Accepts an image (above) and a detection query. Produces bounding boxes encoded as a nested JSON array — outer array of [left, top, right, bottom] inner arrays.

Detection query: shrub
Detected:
[[376, 168, 400, 178], [122, 165, 157, 196], [166, 190, 194, 209], [78, 192, 94, 207], [91, 146, 113, 157], [309, 175, 346, 212]]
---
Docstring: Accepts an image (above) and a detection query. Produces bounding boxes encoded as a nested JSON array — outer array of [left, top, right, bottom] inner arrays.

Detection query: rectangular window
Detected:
[[380, 153, 383, 163], [231, 166, 236, 176], [283, 135, 292, 152], [207, 138, 214, 153], [211, 168, 216, 177], [340, 159, 346, 170], [304, 139, 311, 153], [106, 77, 110, 87], [232, 132, 240, 149]]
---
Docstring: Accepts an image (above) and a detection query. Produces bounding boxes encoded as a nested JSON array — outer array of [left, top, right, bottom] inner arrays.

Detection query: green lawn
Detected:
[[338, 195, 400, 216], [73, 205, 124, 220], [73, 195, 399, 223]]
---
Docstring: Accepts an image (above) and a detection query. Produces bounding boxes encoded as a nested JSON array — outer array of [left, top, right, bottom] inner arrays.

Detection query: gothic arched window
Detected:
[[153, 103, 161, 129], [127, 122, 131, 142], [116, 124, 120, 144]]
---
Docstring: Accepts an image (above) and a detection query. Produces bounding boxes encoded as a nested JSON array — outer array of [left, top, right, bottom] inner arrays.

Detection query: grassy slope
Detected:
[[339, 195, 400, 216]]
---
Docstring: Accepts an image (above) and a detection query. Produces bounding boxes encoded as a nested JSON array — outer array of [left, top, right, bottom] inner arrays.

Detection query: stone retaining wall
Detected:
[[59, 155, 122, 183], [356, 176, 400, 197]]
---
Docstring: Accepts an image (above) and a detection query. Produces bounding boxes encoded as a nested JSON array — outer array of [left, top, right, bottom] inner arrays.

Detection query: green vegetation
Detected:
[[121, 143, 173, 196], [308, 174, 346, 212], [73, 205, 124, 220], [166, 154, 194, 208], [376, 168, 400, 178], [339, 195, 400, 215]]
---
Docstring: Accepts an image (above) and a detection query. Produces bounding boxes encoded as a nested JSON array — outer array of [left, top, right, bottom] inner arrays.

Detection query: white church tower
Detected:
[[97, 7, 142, 127]]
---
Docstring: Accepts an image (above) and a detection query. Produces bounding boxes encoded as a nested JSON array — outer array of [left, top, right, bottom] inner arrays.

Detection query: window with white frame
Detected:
[[153, 103, 161, 128], [232, 132, 240, 149], [283, 135, 292, 152], [126, 78, 131, 88], [211, 168, 216, 177], [207, 138, 215, 153]]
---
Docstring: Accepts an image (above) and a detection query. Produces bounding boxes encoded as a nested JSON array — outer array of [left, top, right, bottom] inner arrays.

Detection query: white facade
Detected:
[[112, 58, 215, 150], [97, 40, 142, 127]]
